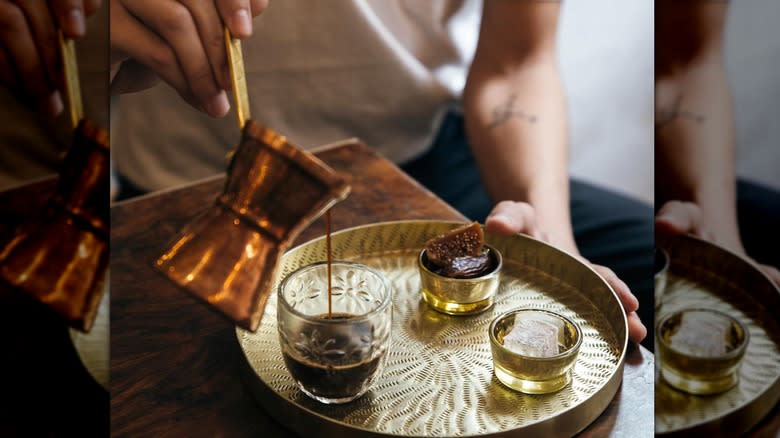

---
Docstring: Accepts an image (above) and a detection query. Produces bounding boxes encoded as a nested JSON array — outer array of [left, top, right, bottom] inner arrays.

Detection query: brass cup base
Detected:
[[494, 363, 572, 394], [421, 288, 494, 315], [660, 362, 738, 395]]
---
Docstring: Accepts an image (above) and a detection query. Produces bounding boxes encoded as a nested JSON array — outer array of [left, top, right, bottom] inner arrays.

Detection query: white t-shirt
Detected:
[[113, 0, 481, 193]]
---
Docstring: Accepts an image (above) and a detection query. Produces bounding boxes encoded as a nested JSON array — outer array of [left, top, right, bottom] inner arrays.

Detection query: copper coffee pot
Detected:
[[154, 29, 350, 332], [0, 32, 110, 332]]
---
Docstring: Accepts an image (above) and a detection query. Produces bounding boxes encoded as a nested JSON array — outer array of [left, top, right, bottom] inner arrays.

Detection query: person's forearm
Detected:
[[464, 59, 575, 253], [655, 1, 743, 253], [655, 66, 741, 250]]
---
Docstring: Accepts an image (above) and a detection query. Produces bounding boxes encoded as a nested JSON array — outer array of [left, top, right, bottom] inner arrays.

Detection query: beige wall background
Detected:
[[560, 1, 780, 203], [559, 0, 654, 204], [726, 1, 780, 191]]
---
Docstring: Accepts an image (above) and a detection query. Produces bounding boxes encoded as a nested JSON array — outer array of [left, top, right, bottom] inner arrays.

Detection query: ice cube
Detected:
[[669, 311, 731, 357], [503, 313, 563, 358]]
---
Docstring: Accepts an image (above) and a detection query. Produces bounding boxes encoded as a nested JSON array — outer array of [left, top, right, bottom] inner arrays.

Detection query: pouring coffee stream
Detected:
[[326, 209, 333, 318], [154, 29, 350, 332]]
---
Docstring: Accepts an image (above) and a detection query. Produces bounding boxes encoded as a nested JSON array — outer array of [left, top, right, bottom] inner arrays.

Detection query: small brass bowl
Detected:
[[418, 245, 502, 315], [489, 309, 582, 394], [657, 308, 749, 395]]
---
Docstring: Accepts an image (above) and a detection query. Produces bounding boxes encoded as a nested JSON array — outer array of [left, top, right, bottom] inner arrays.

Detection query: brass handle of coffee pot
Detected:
[[225, 27, 251, 130], [58, 30, 83, 129]]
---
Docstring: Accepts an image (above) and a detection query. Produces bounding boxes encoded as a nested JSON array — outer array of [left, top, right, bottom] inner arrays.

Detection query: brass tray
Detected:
[[237, 220, 628, 437], [655, 234, 780, 436], [69, 280, 109, 390]]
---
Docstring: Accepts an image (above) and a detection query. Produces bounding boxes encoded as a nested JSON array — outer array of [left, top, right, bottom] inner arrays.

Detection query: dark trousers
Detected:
[[402, 111, 656, 349], [737, 180, 780, 270]]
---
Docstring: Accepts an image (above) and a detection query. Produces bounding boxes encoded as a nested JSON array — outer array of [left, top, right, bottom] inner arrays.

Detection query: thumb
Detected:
[[655, 201, 705, 237], [485, 201, 543, 240]]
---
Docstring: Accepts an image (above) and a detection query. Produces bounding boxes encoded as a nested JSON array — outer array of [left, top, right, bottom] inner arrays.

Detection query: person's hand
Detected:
[[486, 200, 648, 344], [110, 0, 268, 117], [0, 0, 101, 116], [656, 200, 780, 286]]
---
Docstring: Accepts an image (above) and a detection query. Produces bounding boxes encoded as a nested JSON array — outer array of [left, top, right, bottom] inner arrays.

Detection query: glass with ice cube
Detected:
[[489, 309, 582, 394], [657, 308, 748, 395]]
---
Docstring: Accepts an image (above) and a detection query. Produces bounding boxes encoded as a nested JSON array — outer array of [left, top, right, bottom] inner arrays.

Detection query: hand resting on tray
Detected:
[[656, 200, 780, 286], [486, 200, 647, 344]]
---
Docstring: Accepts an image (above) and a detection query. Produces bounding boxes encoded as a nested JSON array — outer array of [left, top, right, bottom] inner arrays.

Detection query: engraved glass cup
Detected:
[[277, 261, 392, 404]]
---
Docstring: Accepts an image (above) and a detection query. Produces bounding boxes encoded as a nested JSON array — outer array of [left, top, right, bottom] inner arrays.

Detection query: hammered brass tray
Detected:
[[69, 281, 109, 390], [655, 234, 780, 436], [237, 220, 628, 437]]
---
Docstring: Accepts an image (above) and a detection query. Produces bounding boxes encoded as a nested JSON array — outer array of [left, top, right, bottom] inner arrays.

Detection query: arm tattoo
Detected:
[[489, 94, 538, 129], [656, 95, 705, 129]]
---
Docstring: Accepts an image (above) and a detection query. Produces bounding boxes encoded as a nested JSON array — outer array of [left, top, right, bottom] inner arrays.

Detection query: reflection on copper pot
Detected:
[[0, 120, 110, 332], [155, 120, 350, 332]]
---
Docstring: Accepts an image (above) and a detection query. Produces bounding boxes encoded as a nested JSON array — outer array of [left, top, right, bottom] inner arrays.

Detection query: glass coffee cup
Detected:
[[277, 261, 393, 404]]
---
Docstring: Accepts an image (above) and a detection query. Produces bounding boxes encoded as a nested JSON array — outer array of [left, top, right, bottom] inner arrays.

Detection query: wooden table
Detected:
[[110, 141, 655, 437]]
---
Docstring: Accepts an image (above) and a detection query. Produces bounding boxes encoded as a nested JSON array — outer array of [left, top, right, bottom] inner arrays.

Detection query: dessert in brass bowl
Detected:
[[277, 261, 393, 404], [657, 308, 749, 395], [489, 309, 582, 394], [418, 222, 502, 315]]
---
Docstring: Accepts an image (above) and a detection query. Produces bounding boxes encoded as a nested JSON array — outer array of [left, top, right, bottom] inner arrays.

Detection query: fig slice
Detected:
[[424, 222, 485, 267]]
